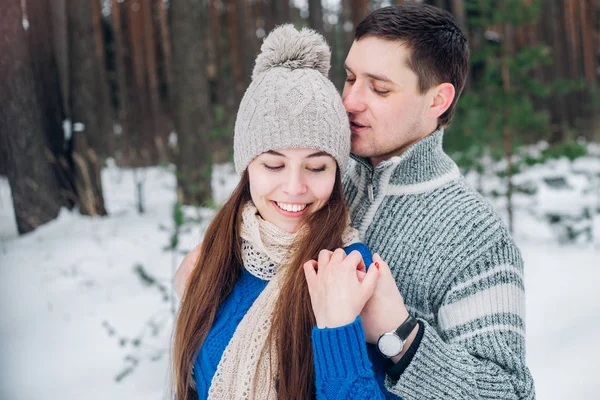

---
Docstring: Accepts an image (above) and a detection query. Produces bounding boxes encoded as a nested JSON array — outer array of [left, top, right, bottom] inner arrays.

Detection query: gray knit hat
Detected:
[[233, 24, 350, 173]]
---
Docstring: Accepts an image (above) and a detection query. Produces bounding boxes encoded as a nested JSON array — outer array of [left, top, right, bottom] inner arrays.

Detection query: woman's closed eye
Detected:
[[263, 163, 328, 173], [263, 164, 284, 171]]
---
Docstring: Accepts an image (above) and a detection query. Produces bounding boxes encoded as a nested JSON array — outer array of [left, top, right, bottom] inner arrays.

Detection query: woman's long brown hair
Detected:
[[173, 167, 349, 400]]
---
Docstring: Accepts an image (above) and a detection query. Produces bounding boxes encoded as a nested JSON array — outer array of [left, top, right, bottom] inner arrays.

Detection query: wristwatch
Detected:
[[376, 314, 418, 358]]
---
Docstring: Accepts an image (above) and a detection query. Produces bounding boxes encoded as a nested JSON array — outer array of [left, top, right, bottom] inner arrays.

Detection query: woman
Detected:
[[172, 25, 401, 400]]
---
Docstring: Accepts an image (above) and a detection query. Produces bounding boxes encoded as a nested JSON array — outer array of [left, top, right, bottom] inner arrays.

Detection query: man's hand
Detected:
[[174, 243, 202, 298], [359, 253, 410, 344], [303, 248, 380, 329]]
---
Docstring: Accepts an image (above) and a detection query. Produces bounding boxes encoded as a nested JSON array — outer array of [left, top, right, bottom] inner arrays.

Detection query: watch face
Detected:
[[377, 333, 403, 357]]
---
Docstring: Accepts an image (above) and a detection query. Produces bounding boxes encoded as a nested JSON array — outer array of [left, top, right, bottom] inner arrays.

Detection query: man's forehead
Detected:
[[349, 36, 408, 54], [345, 38, 410, 81]]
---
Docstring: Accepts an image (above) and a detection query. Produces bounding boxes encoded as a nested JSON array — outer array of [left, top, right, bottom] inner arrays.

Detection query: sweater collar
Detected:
[[349, 128, 459, 189]]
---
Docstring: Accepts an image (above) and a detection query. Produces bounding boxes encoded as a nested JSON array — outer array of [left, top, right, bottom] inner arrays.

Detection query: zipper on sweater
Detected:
[[367, 167, 376, 202], [350, 154, 376, 202]]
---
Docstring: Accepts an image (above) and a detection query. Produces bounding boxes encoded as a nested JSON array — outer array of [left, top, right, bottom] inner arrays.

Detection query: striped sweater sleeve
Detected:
[[387, 238, 535, 399]]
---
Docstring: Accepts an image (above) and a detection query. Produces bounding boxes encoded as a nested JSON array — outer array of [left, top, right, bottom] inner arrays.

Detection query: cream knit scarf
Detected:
[[207, 202, 359, 400]]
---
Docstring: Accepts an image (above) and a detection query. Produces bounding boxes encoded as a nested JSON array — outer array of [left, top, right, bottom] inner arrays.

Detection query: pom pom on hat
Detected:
[[252, 24, 331, 80], [234, 24, 350, 174]]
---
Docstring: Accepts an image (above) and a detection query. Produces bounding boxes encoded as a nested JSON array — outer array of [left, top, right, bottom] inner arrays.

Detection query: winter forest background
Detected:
[[1, 0, 599, 399]]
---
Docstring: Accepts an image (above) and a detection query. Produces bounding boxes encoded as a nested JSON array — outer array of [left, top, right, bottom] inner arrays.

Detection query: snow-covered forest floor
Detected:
[[1, 152, 599, 400]]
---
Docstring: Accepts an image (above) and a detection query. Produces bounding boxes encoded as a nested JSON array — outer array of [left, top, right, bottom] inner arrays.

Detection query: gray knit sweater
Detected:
[[343, 129, 535, 399]]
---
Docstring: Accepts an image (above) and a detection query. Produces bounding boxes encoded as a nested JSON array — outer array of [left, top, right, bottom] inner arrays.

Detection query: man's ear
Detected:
[[428, 83, 455, 119]]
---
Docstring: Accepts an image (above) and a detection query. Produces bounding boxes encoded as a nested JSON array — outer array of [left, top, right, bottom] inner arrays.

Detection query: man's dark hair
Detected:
[[355, 4, 469, 127]]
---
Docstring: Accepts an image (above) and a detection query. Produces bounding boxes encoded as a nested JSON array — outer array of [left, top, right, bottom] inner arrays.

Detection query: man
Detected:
[[177, 4, 534, 399]]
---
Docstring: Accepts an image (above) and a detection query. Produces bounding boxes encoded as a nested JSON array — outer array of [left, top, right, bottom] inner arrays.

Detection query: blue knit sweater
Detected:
[[193, 243, 401, 399]]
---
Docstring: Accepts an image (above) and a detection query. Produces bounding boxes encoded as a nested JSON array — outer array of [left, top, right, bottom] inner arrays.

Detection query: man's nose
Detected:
[[342, 83, 367, 114]]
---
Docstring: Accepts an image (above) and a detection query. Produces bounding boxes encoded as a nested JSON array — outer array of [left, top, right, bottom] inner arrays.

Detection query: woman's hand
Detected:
[[303, 248, 380, 329]]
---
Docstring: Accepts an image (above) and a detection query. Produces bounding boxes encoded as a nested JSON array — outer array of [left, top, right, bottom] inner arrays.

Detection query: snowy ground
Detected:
[[1, 159, 599, 400]]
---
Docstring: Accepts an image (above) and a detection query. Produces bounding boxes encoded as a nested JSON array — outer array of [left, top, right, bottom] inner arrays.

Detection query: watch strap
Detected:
[[387, 320, 424, 381], [395, 314, 417, 341]]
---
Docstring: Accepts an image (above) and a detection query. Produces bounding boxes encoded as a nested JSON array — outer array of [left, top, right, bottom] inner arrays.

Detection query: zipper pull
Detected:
[[368, 182, 374, 202]]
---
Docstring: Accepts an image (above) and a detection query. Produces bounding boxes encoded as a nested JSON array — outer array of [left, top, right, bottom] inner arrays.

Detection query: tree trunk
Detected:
[[274, 0, 291, 24], [563, 0, 582, 129], [237, 0, 256, 84], [67, 0, 108, 215], [0, 0, 63, 233], [142, 0, 166, 162], [581, 0, 597, 140], [432, 0, 446, 10], [450, 0, 468, 37], [450, 0, 469, 90], [93, 0, 115, 157], [52, 0, 70, 119], [580, 0, 597, 85], [351, 0, 369, 31], [564, 0, 581, 79], [329, 0, 353, 91], [111, 0, 130, 166], [309, 0, 324, 33], [207, 0, 234, 164], [156, 0, 173, 96], [219, 0, 240, 130], [171, 0, 213, 205], [548, 0, 569, 142], [226, 0, 246, 98], [261, 0, 275, 34], [128, 0, 156, 165], [153, 0, 175, 158], [111, 0, 156, 167], [28, 0, 76, 208], [209, 0, 223, 106]]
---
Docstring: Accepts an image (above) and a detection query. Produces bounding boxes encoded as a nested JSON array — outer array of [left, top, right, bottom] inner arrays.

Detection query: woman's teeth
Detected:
[[276, 202, 308, 213]]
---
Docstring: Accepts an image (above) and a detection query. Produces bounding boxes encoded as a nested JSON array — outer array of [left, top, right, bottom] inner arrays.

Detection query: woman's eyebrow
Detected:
[[306, 151, 331, 159], [264, 150, 330, 159], [264, 150, 285, 157]]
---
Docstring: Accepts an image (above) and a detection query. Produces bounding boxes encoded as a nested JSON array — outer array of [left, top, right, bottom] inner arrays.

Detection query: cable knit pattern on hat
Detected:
[[233, 24, 350, 174]]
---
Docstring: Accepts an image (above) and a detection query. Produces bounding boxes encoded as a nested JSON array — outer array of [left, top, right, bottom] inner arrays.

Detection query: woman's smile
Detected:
[[247, 148, 337, 233], [272, 201, 311, 216]]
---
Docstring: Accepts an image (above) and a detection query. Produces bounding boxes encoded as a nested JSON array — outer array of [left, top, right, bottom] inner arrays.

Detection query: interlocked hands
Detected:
[[303, 249, 408, 344]]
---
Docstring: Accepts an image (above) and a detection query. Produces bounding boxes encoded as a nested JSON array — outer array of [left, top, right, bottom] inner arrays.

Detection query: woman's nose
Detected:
[[282, 171, 307, 196]]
